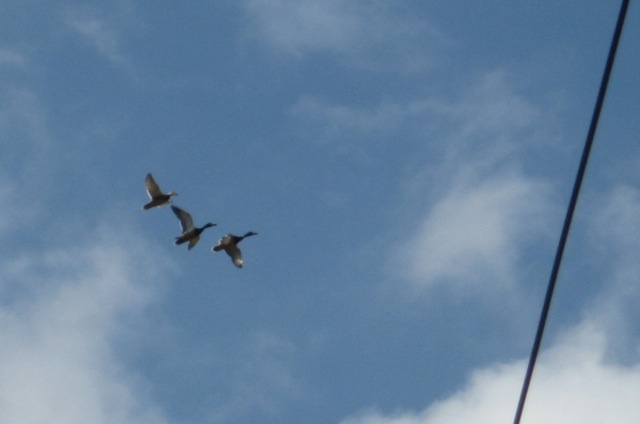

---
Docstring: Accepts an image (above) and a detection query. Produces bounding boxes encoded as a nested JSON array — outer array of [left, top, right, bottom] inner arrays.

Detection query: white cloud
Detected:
[[346, 179, 640, 424], [0, 229, 172, 424], [290, 71, 543, 150], [62, 6, 133, 70], [0, 42, 173, 422], [340, 319, 640, 424], [290, 96, 431, 143], [244, 0, 444, 70], [289, 72, 556, 296], [430, 71, 542, 143], [586, 185, 640, 361], [401, 172, 551, 293], [245, 0, 363, 54], [591, 185, 640, 256], [390, 71, 555, 295]]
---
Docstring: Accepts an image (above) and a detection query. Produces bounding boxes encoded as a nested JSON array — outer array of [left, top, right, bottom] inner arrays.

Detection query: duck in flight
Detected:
[[212, 231, 258, 268], [143, 173, 177, 210], [171, 205, 216, 250]]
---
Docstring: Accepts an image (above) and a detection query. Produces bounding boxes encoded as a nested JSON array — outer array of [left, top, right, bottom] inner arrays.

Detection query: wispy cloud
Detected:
[[244, 0, 445, 70], [290, 96, 430, 143], [289, 71, 543, 150], [0, 88, 54, 234], [429, 71, 542, 142], [387, 71, 556, 296], [340, 317, 640, 424], [586, 185, 640, 361], [0, 34, 173, 421], [343, 176, 640, 423], [209, 332, 304, 423], [0, 87, 51, 149], [0, 48, 27, 68], [289, 71, 556, 296], [400, 173, 551, 293], [62, 6, 133, 71], [0, 228, 172, 424]]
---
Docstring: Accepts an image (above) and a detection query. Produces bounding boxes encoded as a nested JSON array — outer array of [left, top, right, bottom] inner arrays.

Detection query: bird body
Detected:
[[143, 173, 177, 210], [212, 231, 257, 268], [171, 205, 216, 250]]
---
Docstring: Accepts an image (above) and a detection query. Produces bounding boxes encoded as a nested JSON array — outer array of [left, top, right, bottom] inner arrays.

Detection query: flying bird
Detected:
[[171, 205, 216, 250], [212, 231, 258, 268], [143, 173, 177, 210]]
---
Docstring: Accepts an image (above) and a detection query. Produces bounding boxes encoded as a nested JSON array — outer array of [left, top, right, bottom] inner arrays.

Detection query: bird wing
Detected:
[[226, 244, 243, 268], [171, 205, 194, 232], [145, 173, 163, 198], [213, 235, 231, 251], [188, 236, 200, 250]]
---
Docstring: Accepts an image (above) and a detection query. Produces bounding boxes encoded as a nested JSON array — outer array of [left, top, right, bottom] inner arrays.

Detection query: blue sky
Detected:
[[1, 1, 639, 423]]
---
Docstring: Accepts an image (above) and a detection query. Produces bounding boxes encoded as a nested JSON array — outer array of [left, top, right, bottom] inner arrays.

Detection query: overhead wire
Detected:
[[512, 1, 631, 423]]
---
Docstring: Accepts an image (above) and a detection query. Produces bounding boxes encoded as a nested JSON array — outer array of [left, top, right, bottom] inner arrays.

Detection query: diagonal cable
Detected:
[[513, 1, 631, 423]]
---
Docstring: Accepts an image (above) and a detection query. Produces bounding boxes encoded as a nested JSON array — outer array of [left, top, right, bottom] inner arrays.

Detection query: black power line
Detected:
[[512, 1, 631, 423]]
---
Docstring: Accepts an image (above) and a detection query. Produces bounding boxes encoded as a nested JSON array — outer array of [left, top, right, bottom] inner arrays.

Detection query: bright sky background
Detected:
[[1, 1, 639, 423]]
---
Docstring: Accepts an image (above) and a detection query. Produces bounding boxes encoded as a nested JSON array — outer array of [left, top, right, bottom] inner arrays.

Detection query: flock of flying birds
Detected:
[[142, 173, 257, 268]]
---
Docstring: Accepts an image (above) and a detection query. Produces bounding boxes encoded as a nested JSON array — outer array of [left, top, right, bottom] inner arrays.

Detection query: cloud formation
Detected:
[[403, 173, 550, 292], [62, 6, 133, 71], [289, 71, 555, 296], [587, 185, 640, 361], [391, 71, 554, 294], [343, 174, 640, 423], [290, 96, 431, 144], [209, 332, 303, 422], [340, 318, 640, 424], [0, 230, 172, 424], [244, 0, 443, 70]]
